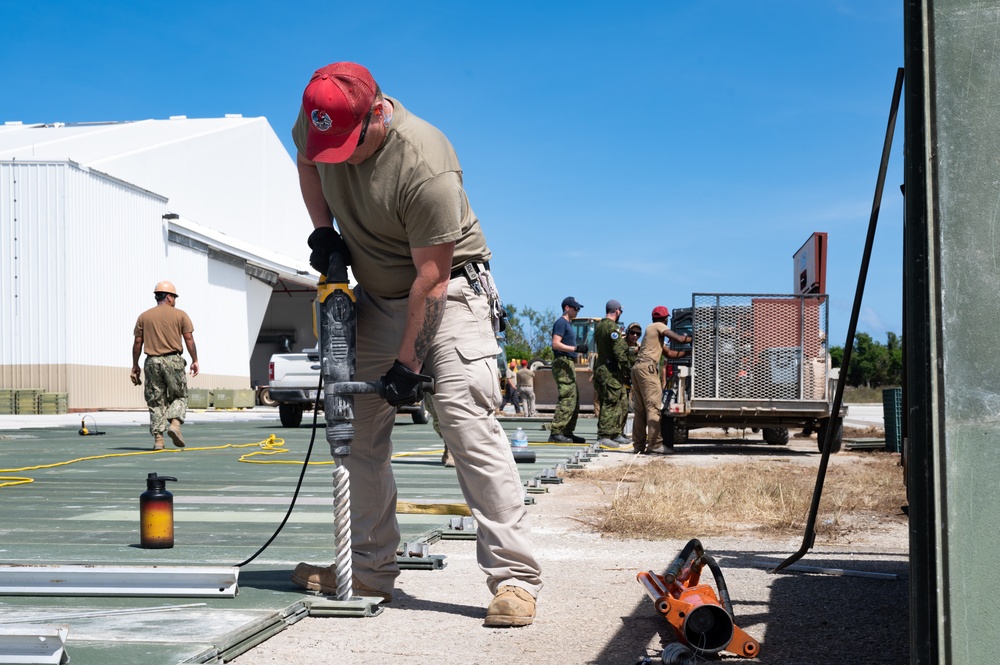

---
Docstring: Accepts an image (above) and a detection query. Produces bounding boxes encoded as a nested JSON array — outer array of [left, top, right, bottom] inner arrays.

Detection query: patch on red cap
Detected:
[[302, 62, 376, 163]]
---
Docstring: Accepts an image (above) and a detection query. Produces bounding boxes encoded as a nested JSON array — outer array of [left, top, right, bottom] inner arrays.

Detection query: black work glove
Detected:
[[307, 227, 352, 275], [379, 360, 434, 407], [574, 344, 589, 355]]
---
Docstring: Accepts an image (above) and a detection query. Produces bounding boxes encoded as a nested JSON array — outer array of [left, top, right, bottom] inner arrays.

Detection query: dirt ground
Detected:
[[231, 433, 909, 665]]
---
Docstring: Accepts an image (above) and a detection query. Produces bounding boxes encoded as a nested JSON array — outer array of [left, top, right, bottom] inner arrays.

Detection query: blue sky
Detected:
[[1, 1, 904, 348]]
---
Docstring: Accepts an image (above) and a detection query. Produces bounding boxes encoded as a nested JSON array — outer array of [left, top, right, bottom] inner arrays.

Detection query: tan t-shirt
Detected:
[[134, 305, 193, 356], [292, 97, 491, 298], [517, 367, 534, 388], [636, 321, 671, 364]]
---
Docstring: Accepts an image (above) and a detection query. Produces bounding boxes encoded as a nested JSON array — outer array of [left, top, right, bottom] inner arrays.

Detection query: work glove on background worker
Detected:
[[307, 227, 352, 275]]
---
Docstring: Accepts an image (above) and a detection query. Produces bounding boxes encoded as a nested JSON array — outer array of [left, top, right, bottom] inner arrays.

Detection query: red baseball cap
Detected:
[[302, 62, 377, 163], [652, 306, 670, 320]]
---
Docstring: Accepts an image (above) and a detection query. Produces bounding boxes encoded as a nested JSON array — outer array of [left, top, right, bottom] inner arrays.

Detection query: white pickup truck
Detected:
[[268, 349, 430, 428]]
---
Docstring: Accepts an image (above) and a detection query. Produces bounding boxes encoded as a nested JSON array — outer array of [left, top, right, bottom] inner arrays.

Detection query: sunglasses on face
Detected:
[[357, 108, 374, 147]]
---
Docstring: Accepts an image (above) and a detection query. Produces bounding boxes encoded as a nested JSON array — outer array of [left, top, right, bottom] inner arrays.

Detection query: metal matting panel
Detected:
[[0, 565, 239, 598], [0, 624, 69, 664], [691, 294, 829, 401]]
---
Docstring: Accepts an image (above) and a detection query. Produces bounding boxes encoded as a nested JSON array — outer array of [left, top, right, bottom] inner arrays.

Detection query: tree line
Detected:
[[501, 304, 558, 363], [830, 331, 902, 388]]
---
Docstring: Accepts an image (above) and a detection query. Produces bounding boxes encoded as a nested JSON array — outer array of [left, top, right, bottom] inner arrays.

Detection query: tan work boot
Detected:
[[442, 449, 455, 467], [484, 585, 536, 627], [290, 562, 392, 603], [153, 433, 165, 450], [167, 419, 185, 448]]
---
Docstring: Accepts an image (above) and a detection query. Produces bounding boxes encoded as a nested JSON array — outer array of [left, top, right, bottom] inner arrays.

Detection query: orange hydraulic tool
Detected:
[[637, 539, 760, 659]]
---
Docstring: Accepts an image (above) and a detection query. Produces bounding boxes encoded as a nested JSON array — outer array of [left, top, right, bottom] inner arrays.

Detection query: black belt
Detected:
[[155, 351, 182, 357], [450, 260, 491, 280], [554, 352, 575, 359]]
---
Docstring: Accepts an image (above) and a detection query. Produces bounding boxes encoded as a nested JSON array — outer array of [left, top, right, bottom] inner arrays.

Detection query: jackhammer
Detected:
[[637, 538, 760, 659], [315, 250, 433, 601]]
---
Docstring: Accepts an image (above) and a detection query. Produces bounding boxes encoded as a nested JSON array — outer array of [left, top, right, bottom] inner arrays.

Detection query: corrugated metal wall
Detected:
[[1, 160, 256, 410]]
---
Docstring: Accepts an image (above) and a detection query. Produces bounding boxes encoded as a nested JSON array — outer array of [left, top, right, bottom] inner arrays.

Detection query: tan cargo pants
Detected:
[[346, 274, 542, 599], [630, 360, 663, 451]]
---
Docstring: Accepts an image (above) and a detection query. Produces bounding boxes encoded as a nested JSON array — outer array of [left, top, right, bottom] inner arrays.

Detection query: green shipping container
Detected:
[[882, 387, 903, 453], [233, 389, 255, 409], [188, 389, 210, 409], [213, 390, 235, 409]]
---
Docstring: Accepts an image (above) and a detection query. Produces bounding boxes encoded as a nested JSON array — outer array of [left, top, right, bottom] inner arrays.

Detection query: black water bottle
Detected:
[[140, 473, 177, 548]]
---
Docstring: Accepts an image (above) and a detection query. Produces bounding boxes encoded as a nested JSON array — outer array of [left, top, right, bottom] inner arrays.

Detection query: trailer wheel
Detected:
[[818, 417, 843, 453], [674, 422, 689, 445], [661, 416, 688, 446], [763, 427, 789, 445], [257, 386, 278, 407], [279, 403, 304, 428]]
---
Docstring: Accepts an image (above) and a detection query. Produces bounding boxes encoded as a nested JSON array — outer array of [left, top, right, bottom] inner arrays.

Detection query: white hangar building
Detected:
[[0, 116, 323, 410]]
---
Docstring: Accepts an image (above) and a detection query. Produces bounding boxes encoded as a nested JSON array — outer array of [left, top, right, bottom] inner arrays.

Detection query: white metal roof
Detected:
[[0, 116, 312, 263]]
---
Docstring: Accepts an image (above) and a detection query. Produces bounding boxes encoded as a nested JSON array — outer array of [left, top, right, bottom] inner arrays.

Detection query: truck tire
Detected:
[[661, 416, 688, 446], [763, 427, 789, 445], [257, 386, 278, 407], [818, 417, 843, 454], [411, 403, 430, 425], [279, 403, 304, 428]]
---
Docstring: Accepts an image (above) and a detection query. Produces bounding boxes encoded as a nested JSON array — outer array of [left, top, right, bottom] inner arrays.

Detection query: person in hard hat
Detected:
[[290, 62, 540, 627], [549, 296, 588, 443], [631, 306, 690, 454], [516, 359, 536, 418], [131, 281, 199, 451], [593, 299, 632, 448]]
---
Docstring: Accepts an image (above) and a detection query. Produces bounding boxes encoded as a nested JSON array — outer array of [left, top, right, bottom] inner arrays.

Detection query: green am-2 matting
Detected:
[[0, 415, 597, 664]]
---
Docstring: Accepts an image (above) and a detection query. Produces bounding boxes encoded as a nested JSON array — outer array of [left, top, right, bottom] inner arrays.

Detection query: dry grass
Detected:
[[570, 452, 906, 541]]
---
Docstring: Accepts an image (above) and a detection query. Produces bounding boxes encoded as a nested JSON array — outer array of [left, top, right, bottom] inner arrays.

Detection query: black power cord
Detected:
[[233, 369, 323, 568]]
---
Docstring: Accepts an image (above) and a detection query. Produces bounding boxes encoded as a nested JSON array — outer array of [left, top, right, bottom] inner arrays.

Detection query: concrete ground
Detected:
[[1, 405, 902, 664]]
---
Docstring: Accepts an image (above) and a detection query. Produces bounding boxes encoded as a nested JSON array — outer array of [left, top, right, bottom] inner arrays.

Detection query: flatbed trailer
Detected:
[[662, 293, 846, 452]]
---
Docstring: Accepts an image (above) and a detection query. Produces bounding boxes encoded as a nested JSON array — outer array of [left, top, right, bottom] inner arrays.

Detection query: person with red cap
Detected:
[[289, 62, 541, 627], [516, 359, 537, 417], [631, 306, 691, 454]]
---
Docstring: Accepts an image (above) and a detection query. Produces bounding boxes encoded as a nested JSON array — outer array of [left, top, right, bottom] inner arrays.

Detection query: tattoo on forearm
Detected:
[[415, 294, 446, 361]]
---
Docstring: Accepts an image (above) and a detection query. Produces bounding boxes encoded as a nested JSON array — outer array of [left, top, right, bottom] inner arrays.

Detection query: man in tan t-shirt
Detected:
[[631, 306, 690, 454], [131, 281, 199, 450], [516, 359, 536, 417], [290, 62, 540, 627]]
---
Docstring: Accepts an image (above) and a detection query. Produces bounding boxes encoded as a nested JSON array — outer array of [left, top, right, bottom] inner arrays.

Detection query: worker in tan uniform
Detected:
[[516, 359, 536, 417], [289, 62, 541, 627], [131, 281, 199, 450], [631, 306, 690, 454]]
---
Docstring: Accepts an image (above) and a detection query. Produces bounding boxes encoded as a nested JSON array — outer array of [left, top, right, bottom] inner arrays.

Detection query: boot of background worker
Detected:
[[613, 435, 630, 446], [167, 419, 185, 447], [442, 448, 455, 467], [291, 562, 393, 603], [153, 433, 165, 450], [484, 585, 536, 627]]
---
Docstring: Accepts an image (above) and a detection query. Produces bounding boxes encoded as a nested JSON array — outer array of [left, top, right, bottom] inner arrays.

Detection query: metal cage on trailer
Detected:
[[662, 293, 845, 452]]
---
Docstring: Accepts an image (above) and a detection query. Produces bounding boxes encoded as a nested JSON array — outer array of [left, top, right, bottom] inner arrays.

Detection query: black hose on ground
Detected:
[[701, 554, 734, 619], [664, 538, 704, 584]]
